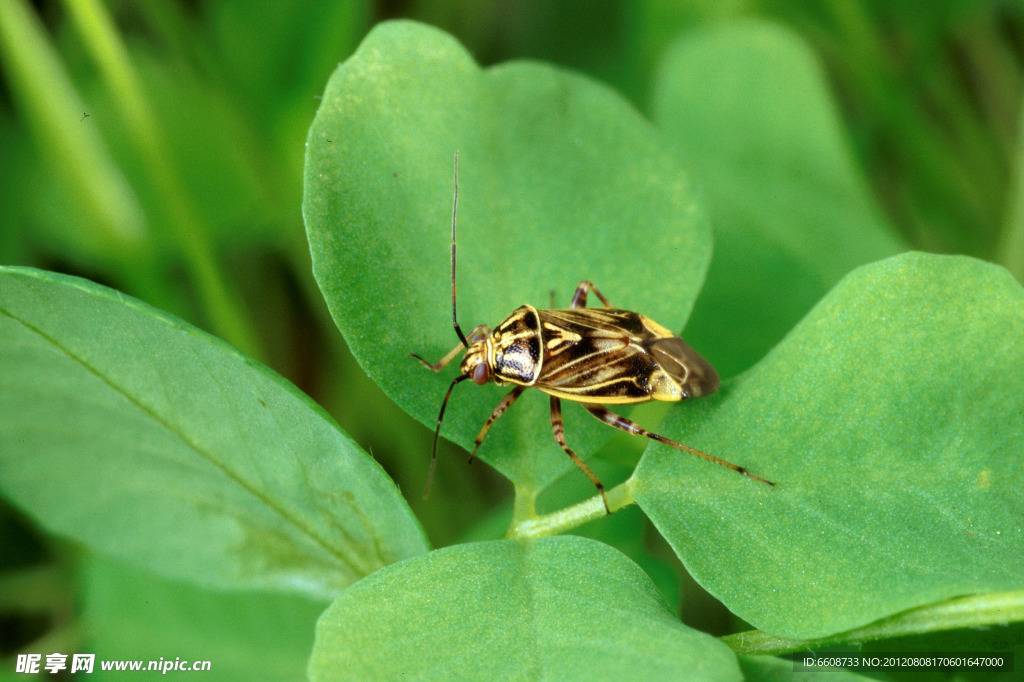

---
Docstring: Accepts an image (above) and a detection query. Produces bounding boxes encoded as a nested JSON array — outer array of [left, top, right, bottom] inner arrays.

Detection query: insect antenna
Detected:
[[450, 151, 470, 349], [418, 153, 476, 499], [424, 374, 469, 499]]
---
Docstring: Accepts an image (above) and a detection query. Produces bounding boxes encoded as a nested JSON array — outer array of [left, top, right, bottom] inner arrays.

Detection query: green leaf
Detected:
[[0, 267, 428, 597], [304, 20, 711, 494], [651, 21, 904, 378], [633, 252, 1024, 639], [309, 536, 740, 680], [83, 555, 326, 681]]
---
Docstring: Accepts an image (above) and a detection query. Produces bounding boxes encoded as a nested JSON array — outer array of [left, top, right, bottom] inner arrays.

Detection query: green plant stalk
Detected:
[[506, 478, 636, 539], [957, 14, 1021, 152], [824, 0, 994, 245], [510, 482, 539, 525], [0, 0, 147, 250], [62, 0, 263, 360], [722, 589, 1024, 655], [919, 60, 1004, 220], [998, 106, 1024, 282], [0, 0, 185, 313]]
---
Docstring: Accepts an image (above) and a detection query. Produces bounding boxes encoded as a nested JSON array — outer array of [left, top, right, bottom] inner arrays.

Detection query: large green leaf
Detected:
[[309, 536, 740, 680], [83, 555, 326, 681], [651, 21, 904, 378], [0, 267, 428, 597], [303, 21, 711, 494], [633, 252, 1024, 639]]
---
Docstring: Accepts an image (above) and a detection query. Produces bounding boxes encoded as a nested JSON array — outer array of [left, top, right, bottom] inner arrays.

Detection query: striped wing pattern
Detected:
[[533, 308, 683, 403]]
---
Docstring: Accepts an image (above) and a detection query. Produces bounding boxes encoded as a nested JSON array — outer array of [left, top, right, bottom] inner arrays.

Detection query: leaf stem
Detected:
[[510, 484, 538, 524], [505, 478, 636, 540], [721, 589, 1024, 655]]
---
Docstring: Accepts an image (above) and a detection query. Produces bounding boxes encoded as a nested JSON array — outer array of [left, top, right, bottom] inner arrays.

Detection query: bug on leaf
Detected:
[[412, 153, 774, 513]]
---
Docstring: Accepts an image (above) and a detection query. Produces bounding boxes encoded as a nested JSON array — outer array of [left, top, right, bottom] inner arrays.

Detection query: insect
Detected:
[[412, 153, 774, 513]]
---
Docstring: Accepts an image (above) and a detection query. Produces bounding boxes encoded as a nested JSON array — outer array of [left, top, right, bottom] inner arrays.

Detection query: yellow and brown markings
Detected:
[[514, 308, 704, 403], [490, 305, 543, 385], [413, 154, 770, 509], [541, 321, 582, 355]]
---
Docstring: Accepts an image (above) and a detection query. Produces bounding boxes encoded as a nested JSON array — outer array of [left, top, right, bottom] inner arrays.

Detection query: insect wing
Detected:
[[533, 308, 668, 403], [647, 336, 719, 397]]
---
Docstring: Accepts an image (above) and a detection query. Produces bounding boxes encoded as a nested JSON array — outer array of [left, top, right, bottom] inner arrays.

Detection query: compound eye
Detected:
[[472, 362, 490, 385]]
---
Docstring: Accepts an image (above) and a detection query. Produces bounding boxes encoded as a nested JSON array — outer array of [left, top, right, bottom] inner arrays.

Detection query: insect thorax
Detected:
[[490, 305, 543, 385]]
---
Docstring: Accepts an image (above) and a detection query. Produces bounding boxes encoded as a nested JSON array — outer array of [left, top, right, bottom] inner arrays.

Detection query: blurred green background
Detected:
[[2, 0, 1023, 674]]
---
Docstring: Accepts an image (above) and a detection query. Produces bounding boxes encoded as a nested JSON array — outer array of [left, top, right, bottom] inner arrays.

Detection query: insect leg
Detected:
[[410, 324, 491, 371], [468, 386, 525, 463], [582, 404, 774, 487], [550, 396, 611, 514], [570, 280, 613, 308], [410, 341, 466, 372]]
